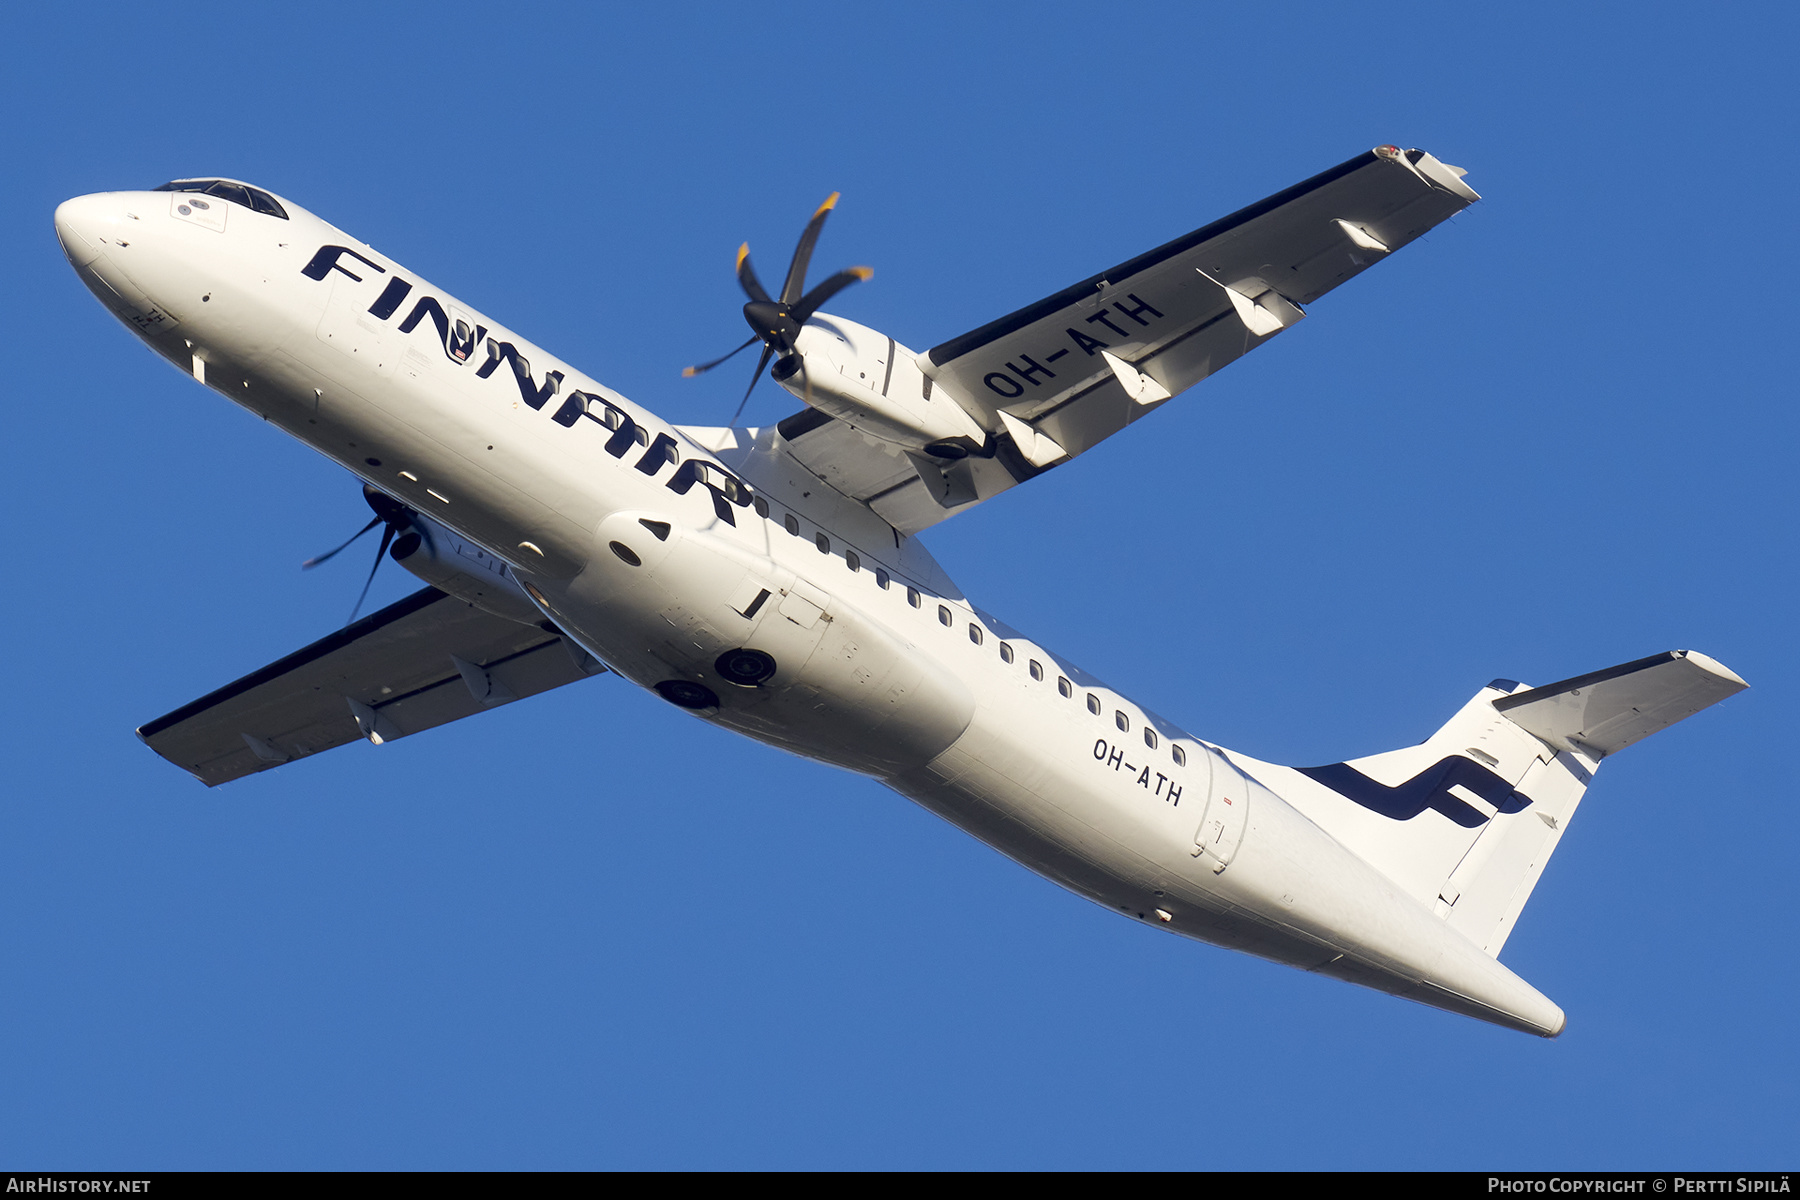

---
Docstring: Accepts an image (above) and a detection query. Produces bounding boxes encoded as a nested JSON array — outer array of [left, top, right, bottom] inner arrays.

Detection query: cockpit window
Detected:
[[244, 189, 287, 218], [154, 179, 289, 220], [205, 182, 252, 209]]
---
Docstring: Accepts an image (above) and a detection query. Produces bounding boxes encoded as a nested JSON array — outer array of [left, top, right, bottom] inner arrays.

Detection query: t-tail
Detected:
[[1235, 650, 1746, 1028]]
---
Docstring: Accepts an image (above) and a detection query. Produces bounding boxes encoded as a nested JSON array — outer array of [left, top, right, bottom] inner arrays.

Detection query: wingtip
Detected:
[[1676, 650, 1750, 690]]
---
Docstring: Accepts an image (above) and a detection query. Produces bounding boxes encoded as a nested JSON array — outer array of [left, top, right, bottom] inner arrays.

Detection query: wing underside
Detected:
[[138, 586, 607, 786]]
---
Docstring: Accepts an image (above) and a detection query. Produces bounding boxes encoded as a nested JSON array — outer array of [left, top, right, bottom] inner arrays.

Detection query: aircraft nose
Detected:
[[54, 193, 120, 267]]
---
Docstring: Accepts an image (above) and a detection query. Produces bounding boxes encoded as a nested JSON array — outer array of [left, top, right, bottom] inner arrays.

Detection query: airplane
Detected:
[[53, 147, 1746, 1037]]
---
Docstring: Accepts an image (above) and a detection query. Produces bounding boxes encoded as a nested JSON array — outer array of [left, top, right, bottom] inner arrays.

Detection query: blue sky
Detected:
[[1, 0, 1793, 1170]]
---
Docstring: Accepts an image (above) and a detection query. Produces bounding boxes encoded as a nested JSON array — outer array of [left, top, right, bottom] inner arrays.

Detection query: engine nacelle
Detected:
[[776, 315, 987, 456], [389, 511, 544, 626]]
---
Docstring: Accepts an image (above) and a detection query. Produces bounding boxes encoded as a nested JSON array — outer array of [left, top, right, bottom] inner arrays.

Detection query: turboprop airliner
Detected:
[[54, 148, 1746, 1035]]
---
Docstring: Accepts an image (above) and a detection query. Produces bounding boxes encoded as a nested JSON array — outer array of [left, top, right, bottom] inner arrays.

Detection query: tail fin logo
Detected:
[[1298, 756, 1531, 828]]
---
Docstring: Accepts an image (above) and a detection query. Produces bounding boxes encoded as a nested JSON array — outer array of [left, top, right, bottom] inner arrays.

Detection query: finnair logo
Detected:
[[299, 244, 756, 527], [1298, 756, 1533, 828], [301, 246, 483, 364]]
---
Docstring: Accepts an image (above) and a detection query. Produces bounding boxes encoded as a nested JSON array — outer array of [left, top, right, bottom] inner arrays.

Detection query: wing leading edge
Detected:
[[138, 587, 607, 786], [767, 146, 1478, 536]]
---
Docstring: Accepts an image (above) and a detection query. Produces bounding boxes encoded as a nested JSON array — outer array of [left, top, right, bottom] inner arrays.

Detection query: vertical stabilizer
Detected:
[[1242, 651, 1745, 957]]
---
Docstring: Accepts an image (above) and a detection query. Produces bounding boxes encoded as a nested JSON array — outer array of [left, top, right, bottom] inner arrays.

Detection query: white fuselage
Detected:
[[54, 186, 1565, 1035]]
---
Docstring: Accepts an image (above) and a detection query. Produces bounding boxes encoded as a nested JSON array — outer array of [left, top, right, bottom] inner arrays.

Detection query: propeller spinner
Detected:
[[683, 192, 872, 425]]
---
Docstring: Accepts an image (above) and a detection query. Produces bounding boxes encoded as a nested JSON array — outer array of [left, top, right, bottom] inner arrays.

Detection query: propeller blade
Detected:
[[727, 343, 776, 428], [697, 197, 869, 426], [781, 192, 839, 306], [735, 243, 772, 305], [348, 521, 397, 625], [793, 266, 872, 322], [302, 515, 382, 569], [682, 334, 760, 378]]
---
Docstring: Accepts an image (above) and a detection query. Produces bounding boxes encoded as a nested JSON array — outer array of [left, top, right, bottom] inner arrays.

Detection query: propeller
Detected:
[[683, 192, 872, 425], [303, 485, 415, 624]]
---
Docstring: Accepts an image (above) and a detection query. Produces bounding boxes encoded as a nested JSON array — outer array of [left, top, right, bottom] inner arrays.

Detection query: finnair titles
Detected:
[[56, 149, 1746, 1035]]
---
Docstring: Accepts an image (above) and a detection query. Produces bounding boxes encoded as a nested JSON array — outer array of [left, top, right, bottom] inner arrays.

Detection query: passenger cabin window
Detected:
[[845, 550, 860, 572], [1086, 693, 1101, 714], [753, 496, 769, 518], [1059, 677, 1072, 698], [1115, 711, 1129, 732], [155, 179, 289, 220], [999, 643, 1014, 664], [968, 623, 983, 645], [784, 514, 800, 536], [875, 568, 890, 590], [1172, 745, 1187, 767], [1029, 660, 1043, 681], [938, 605, 952, 627], [907, 587, 921, 608], [1144, 728, 1158, 749], [815, 533, 830, 554]]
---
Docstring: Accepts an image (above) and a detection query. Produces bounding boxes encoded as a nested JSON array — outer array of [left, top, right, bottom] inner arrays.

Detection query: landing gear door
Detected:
[[1193, 750, 1250, 873]]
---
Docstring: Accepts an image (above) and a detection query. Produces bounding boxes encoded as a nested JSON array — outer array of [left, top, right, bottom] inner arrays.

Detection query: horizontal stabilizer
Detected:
[[137, 586, 606, 786], [1494, 650, 1747, 758]]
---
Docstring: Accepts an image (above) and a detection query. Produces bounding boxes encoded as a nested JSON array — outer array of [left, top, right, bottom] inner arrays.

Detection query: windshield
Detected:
[[154, 179, 288, 220]]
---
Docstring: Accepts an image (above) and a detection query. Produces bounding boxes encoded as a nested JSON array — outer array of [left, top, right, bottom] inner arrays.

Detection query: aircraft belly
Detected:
[[544, 522, 977, 777], [888, 703, 1564, 1034], [888, 735, 1339, 967]]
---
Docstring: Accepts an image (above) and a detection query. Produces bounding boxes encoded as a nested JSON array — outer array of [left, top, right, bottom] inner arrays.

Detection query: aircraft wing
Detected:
[[771, 146, 1478, 536], [138, 586, 607, 786]]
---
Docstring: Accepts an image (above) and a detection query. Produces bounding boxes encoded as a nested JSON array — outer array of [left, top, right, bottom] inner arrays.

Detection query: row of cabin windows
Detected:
[[987, 631, 1186, 765], [996, 639, 1188, 767], [753, 495, 1189, 767], [759, 495, 892, 590]]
